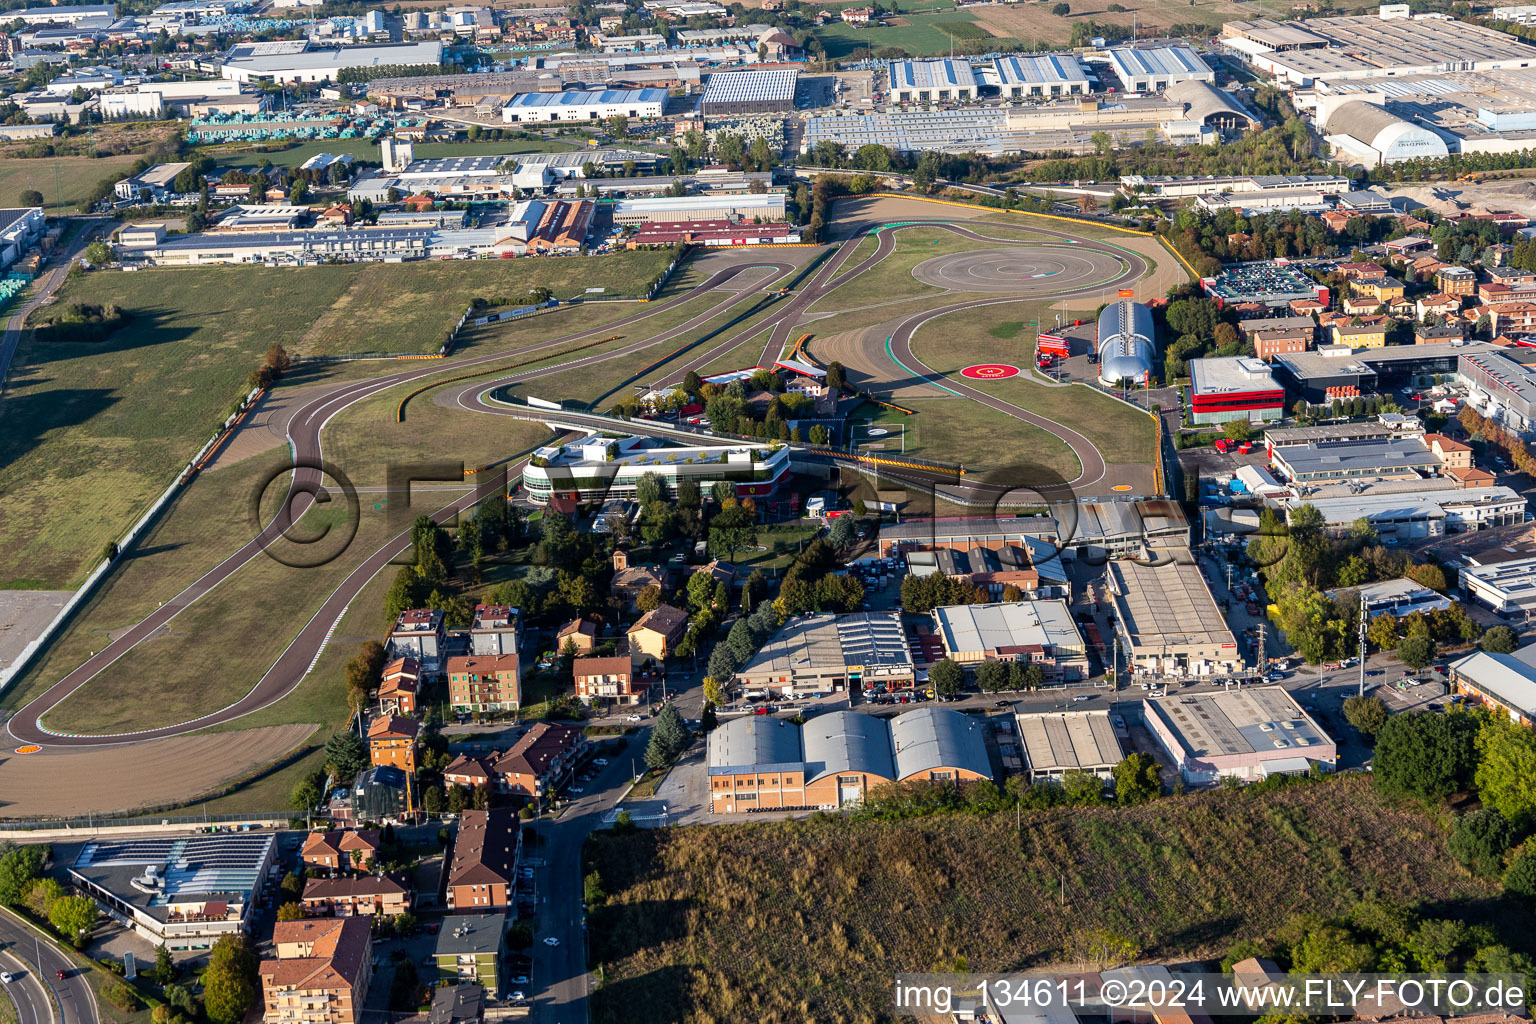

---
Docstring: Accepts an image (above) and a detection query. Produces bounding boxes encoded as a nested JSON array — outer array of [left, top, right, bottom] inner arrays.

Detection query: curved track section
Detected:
[[911, 246, 1125, 295], [5, 259, 797, 747]]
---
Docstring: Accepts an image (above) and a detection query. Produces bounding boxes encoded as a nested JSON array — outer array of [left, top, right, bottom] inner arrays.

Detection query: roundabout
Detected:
[[911, 245, 1131, 295]]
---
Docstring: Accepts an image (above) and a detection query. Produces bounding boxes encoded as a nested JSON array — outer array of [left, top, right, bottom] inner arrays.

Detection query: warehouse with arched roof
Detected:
[[1322, 100, 1448, 166], [1165, 80, 1259, 131], [890, 707, 993, 783], [1097, 299, 1157, 388]]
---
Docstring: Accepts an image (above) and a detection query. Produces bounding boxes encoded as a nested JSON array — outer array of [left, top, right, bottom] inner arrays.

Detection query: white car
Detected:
[[510, 991, 526, 1003], [593, 758, 609, 766], [1072, 694, 1090, 702], [0, 972, 14, 985], [542, 936, 561, 947], [626, 714, 642, 722], [569, 786, 584, 795]]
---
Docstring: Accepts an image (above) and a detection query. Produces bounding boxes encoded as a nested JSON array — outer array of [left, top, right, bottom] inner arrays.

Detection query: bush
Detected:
[[102, 982, 141, 1013], [1447, 809, 1513, 878], [1483, 625, 1520, 654], [31, 302, 128, 343]]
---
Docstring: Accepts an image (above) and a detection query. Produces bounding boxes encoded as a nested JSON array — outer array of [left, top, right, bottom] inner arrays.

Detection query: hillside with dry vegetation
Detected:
[[585, 775, 1520, 1024]]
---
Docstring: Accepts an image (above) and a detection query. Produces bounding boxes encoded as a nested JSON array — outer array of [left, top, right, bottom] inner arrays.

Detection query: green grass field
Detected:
[[857, 398, 1080, 479], [908, 301, 1157, 463], [585, 775, 1504, 1024], [0, 251, 673, 589], [813, 9, 995, 58], [198, 135, 580, 170], [810, 226, 1049, 314], [0, 153, 145, 213]]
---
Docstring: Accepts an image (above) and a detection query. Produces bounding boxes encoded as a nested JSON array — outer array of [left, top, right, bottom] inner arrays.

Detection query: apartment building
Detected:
[[573, 655, 643, 706], [367, 716, 419, 774], [444, 809, 520, 912], [300, 875, 412, 918], [260, 917, 372, 1024], [492, 721, 585, 799], [388, 608, 446, 672], [377, 658, 420, 717], [469, 603, 520, 656], [300, 830, 380, 873], [445, 654, 521, 714]]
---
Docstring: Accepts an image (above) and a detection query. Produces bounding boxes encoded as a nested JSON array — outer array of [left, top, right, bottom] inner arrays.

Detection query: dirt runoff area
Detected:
[[0, 723, 317, 818]]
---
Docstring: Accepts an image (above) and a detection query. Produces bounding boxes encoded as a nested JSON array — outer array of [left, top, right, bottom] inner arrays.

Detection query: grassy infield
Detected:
[[2, 211, 1154, 807]]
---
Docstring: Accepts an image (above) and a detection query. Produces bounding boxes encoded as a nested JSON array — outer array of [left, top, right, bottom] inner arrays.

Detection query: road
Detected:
[[0, 218, 111, 400], [0, 909, 97, 1024]]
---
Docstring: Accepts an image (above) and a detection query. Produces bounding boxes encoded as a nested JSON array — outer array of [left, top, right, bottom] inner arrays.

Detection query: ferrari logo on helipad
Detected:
[[960, 364, 1019, 380]]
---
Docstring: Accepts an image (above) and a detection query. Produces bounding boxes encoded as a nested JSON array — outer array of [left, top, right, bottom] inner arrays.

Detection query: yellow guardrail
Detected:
[[395, 336, 623, 423], [808, 446, 964, 475]]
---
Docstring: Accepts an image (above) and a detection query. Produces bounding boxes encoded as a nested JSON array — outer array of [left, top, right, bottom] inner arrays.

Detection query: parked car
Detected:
[[593, 758, 609, 766], [542, 937, 561, 947]]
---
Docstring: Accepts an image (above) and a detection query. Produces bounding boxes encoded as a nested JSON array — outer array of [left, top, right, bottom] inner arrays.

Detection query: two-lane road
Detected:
[[0, 910, 97, 1024]]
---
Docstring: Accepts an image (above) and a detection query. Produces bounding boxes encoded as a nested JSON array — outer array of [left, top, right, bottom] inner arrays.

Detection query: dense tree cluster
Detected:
[[773, 538, 864, 616]]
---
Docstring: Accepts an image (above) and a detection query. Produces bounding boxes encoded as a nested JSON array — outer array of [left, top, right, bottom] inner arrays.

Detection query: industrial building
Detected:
[[1105, 552, 1241, 679], [69, 833, 277, 948], [1263, 415, 1424, 454], [931, 601, 1089, 682], [1096, 298, 1156, 387], [1222, 14, 1536, 88], [1450, 649, 1536, 725], [1144, 686, 1336, 784], [990, 54, 1089, 98], [1121, 173, 1352, 198], [1188, 356, 1286, 425], [886, 58, 979, 104], [522, 434, 789, 506], [1164, 79, 1260, 131], [221, 41, 443, 84], [0, 207, 46, 272], [706, 707, 992, 813], [1270, 436, 1442, 484], [501, 87, 666, 122], [1104, 45, 1215, 92], [876, 517, 1056, 559], [1014, 710, 1124, 782], [699, 67, 797, 115], [734, 612, 914, 697], [1461, 557, 1536, 616], [610, 192, 785, 225], [1289, 486, 1526, 540], [114, 161, 191, 202], [117, 225, 437, 265], [1273, 341, 1491, 405], [1330, 577, 1451, 618], [1460, 346, 1536, 437]]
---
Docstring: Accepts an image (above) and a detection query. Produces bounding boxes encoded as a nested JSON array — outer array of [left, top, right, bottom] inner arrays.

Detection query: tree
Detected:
[[635, 472, 664, 507], [0, 845, 48, 906], [289, 179, 309, 205], [975, 659, 1008, 693], [204, 937, 258, 1024], [703, 676, 724, 705], [1447, 808, 1514, 878], [152, 944, 176, 985], [644, 705, 689, 770], [929, 658, 964, 698], [1223, 419, 1252, 443], [1483, 625, 1520, 654], [824, 362, 845, 391], [275, 902, 305, 921], [828, 516, 855, 550], [1474, 717, 1536, 827], [84, 241, 111, 266], [1112, 752, 1162, 805], [265, 343, 291, 377], [1061, 771, 1103, 806], [48, 895, 97, 947], [164, 984, 197, 1019], [636, 583, 662, 613], [1342, 695, 1388, 741], [1051, 1, 1069, 12], [708, 500, 757, 562], [1291, 923, 1376, 973], [1373, 711, 1479, 802], [19, 189, 43, 208], [1396, 634, 1435, 670], [323, 731, 369, 783]]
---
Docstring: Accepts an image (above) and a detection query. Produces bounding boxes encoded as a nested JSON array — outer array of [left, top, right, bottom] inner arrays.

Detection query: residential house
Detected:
[[627, 603, 689, 662], [367, 715, 419, 774], [469, 604, 520, 656], [492, 721, 585, 800], [1333, 321, 1388, 348], [840, 5, 872, 21], [378, 658, 420, 717], [1352, 275, 1404, 303], [259, 917, 372, 1024], [610, 550, 671, 611], [1342, 293, 1384, 316], [1416, 323, 1467, 345], [388, 608, 446, 672], [428, 984, 484, 1024], [445, 654, 521, 714], [1319, 209, 1354, 233], [317, 203, 352, 227], [1240, 315, 1314, 362], [1387, 295, 1416, 318], [1425, 433, 1473, 470], [556, 617, 598, 653], [300, 875, 412, 918], [1489, 301, 1536, 336], [1487, 265, 1536, 288], [444, 808, 520, 911], [433, 915, 506, 998], [301, 830, 381, 873], [1288, 297, 1326, 317], [1436, 265, 1477, 296], [1336, 261, 1386, 280], [442, 753, 493, 789], [1416, 293, 1462, 320], [573, 654, 642, 705]]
